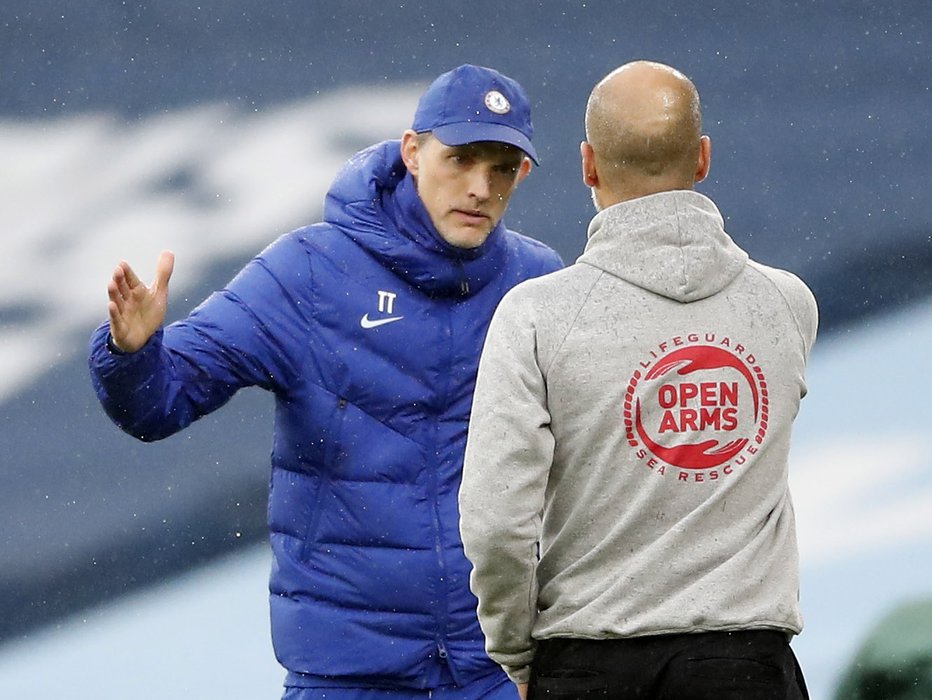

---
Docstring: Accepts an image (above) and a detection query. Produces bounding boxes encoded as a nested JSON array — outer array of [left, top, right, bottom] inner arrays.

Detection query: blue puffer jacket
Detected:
[[89, 140, 563, 689]]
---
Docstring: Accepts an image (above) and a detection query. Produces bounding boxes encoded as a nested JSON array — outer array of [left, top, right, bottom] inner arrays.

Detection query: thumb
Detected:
[[153, 250, 175, 296]]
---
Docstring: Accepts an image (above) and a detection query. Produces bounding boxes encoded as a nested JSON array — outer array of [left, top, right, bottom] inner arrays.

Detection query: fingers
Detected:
[[108, 251, 175, 304], [107, 296, 134, 351], [120, 259, 142, 288], [153, 250, 175, 295], [107, 270, 132, 341], [104, 251, 175, 354], [108, 261, 137, 315], [108, 266, 130, 314], [107, 299, 124, 337]]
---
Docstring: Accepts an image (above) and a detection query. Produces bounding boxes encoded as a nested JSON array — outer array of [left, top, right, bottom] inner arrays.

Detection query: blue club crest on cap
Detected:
[[411, 64, 539, 165]]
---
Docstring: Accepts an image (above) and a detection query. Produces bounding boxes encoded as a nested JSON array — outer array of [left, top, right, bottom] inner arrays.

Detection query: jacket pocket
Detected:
[[322, 396, 349, 470], [268, 468, 322, 542], [684, 656, 782, 684]]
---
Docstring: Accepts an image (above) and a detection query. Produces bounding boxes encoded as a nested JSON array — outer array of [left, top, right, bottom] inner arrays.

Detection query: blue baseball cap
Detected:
[[412, 64, 539, 165]]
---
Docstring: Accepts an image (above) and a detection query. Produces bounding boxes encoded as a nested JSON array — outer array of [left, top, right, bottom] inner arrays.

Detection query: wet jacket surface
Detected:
[[88, 140, 563, 689]]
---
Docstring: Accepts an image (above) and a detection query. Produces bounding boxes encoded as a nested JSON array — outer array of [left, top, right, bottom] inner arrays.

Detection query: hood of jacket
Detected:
[[323, 139, 509, 297], [578, 190, 748, 303]]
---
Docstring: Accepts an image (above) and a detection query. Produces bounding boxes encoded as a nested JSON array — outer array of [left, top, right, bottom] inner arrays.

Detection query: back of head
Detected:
[[585, 61, 703, 201]]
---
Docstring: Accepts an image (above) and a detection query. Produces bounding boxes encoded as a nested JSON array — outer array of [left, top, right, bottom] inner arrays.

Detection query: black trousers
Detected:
[[528, 630, 809, 700]]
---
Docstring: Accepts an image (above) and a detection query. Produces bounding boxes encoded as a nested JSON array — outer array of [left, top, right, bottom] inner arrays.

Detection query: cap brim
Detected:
[[431, 122, 539, 165]]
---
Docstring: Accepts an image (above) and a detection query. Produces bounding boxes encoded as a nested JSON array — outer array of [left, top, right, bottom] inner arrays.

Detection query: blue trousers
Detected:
[[281, 671, 519, 700]]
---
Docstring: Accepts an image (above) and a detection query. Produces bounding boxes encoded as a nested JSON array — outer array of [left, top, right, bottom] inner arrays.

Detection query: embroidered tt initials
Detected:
[[377, 290, 397, 314]]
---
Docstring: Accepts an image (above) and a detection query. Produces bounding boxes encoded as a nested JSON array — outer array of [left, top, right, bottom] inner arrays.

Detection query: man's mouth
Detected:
[[452, 209, 490, 225]]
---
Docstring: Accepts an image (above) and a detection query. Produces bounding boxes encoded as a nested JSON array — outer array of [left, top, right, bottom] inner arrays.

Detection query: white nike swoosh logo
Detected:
[[360, 314, 405, 329]]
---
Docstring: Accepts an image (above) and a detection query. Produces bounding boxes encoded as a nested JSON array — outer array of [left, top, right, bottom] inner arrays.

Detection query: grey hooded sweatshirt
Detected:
[[459, 190, 818, 683]]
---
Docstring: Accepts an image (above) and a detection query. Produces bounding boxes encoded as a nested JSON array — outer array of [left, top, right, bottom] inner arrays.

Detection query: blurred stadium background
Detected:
[[1, 2, 930, 697]]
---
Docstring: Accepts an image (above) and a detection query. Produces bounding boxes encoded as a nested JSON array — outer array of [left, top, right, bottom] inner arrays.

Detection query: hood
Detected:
[[578, 190, 748, 303], [322, 139, 507, 297]]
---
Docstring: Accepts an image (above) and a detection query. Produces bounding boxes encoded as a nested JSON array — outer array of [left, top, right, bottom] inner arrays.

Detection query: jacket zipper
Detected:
[[429, 303, 455, 680], [456, 259, 470, 296]]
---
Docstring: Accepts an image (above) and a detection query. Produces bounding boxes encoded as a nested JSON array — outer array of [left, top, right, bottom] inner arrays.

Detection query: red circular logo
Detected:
[[624, 339, 768, 473]]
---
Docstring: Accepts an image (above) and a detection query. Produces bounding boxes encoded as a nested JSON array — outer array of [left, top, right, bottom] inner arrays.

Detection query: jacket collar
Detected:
[[324, 140, 506, 298]]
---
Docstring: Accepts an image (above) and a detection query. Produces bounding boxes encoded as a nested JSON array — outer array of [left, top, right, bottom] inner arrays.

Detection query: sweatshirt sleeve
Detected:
[[88, 232, 310, 441], [459, 286, 555, 684]]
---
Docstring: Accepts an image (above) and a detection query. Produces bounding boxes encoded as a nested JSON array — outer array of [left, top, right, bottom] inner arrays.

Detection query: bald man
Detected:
[[459, 61, 816, 699]]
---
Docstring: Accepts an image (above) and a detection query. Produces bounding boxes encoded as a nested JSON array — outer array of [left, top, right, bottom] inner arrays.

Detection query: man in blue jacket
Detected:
[[88, 64, 563, 699]]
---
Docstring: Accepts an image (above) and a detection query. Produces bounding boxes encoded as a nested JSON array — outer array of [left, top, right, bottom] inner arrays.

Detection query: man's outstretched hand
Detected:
[[107, 250, 175, 353]]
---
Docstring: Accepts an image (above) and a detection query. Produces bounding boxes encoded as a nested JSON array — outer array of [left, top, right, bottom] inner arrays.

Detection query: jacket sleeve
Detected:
[[88, 232, 310, 442], [459, 285, 555, 684], [753, 263, 819, 398]]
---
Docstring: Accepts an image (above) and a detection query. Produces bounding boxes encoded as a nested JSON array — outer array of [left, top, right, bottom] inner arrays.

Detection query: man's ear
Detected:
[[515, 157, 532, 185], [695, 135, 712, 183], [401, 129, 421, 176], [580, 141, 599, 187]]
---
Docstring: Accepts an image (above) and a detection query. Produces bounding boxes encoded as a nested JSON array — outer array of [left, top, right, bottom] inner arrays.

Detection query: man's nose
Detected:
[[466, 166, 492, 201]]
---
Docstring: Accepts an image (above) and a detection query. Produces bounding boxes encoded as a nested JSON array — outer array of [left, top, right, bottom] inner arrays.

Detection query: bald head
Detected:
[[583, 60, 708, 207]]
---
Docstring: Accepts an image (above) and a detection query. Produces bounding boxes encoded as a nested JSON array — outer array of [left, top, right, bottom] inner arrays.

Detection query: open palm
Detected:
[[107, 250, 175, 353]]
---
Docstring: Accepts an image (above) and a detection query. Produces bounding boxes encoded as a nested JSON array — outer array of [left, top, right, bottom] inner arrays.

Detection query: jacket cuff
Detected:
[[503, 664, 532, 685], [106, 333, 128, 355]]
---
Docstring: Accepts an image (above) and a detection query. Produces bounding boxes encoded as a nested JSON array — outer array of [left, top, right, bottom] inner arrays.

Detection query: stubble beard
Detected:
[[590, 188, 603, 213]]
